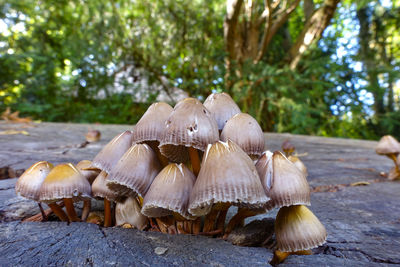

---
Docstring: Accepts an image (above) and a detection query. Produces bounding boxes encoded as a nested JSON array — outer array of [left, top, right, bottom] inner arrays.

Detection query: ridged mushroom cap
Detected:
[[132, 102, 173, 144], [91, 131, 133, 173], [188, 140, 269, 216], [256, 151, 310, 211], [220, 113, 265, 158], [92, 171, 120, 202], [203, 92, 241, 130], [15, 161, 53, 201], [275, 205, 327, 252], [39, 163, 91, 203], [142, 163, 195, 219], [106, 143, 161, 197], [159, 98, 219, 163], [115, 197, 149, 230], [288, 156, 308, 177], [76, 160, 99, 185], [375, 135, 400, 155]]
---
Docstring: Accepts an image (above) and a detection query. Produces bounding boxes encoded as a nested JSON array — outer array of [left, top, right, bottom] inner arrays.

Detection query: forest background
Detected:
[[1, 0, 399, 140]]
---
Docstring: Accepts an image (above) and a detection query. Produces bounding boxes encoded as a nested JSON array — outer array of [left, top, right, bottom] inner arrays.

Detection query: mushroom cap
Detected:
[[220, 113, 265, 158], [188, 140, 269, 216], [86, 130, 101, 142], [159, 98, 219, 163], [15, 161, 54, 201], [76, 160, 100, 184], [92, 171, 121, 202], [255, 151, 310, 210], [91, 131, 133, 173], [375, 135, 400, 155], [106, 143, 162, 197], [39, 163, 91, 203], [203, 92, 241, 130], [132, 102, 173, 144], [115, 197, 149, 230], [288, 156, 308, 177], [275, 205, 327, 252], [281, 140, 295, 155], [142, 163, 196, 219]]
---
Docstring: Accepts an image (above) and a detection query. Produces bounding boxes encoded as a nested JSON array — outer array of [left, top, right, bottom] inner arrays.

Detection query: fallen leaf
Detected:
[[0, 130, 29, 135], [154, 247, 168, 255], [350, 181, 370, 186]]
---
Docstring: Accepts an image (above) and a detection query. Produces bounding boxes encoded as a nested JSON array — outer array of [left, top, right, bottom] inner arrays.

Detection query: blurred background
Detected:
[[1, 0, 399, 140]]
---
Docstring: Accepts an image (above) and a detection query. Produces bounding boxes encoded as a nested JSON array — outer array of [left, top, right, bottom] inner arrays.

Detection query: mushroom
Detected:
[[92, 171, 123, 227], [159, 97, 219, 176], [375, 135, 400, 180], [281, 140, 295, 157], [203, 92, 241, 131], [141, 163, 195, 234], [86, 129, 101, 143], [220, 113, 265, 160], [106, 143, 162, 198], [271, 205, 327, 265], [189, 140, 269, 235], [132, 102, 173, 166], [287, 155, 308, 177], [15, 161, 54, 221], [90, 131, 133, 173], [39, 163, 91, 222], [115, 196, 149, 230], [76, 160, 100, 221], [256, 151, 310, 211]]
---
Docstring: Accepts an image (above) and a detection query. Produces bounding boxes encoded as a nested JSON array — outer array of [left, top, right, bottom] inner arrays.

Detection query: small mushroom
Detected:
[[39, 163, 91, 222], [281, 140, 295, 157], [220, 113, 265, 160], [86, 130, 101, 143], [76, 160, 99, 221], [115, 196, 149, 230], [375, 135, 400, 179], [15, 161, 54, 221]]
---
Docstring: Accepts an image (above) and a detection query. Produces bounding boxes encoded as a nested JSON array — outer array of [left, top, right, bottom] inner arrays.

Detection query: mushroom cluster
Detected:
[[15, 92, 326, 263], [375, 135, 400, 180]]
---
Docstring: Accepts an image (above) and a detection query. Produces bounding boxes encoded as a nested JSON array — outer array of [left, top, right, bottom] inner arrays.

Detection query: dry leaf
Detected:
[[350, 181, 370, 186], [0, 130, 29, 135]]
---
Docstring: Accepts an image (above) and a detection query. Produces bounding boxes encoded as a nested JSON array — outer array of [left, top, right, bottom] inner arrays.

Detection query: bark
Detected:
[[303, 0, 315, 21], [288, 0, 340, 69]]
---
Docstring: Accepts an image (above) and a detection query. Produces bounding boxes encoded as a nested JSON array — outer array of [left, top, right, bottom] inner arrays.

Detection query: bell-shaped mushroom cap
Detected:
[[142, 163, 195, 219], [188, 140, 269, 216], [15, 161, 53, 201], [91, 131, 133, 173], [159, 98, 219, 163], [92, 171, 120, 202], [220, 113, 265, 158], [275, 205, 327, 252], [375, 135, 400, 155], [132, 102, 173, 144], [76, 160, 100, 184], [256, 151, 310, 210], [203, 92, 241, 130], [106, 143, 162, 197], [39, 163, 91, 203], [288, 156, 308, 177], [115, 197, 149, 230]]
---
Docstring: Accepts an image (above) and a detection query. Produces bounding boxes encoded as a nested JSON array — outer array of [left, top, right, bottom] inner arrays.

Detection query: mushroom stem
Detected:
[[149, 218, 161, 232], [104, 199, 112, 227], [223, 208, 261, 238], [148, 141, 169, 167], [216, 208, 229, 234], [203, 208, 219, 233], [183, 220, 192, 234], [63, 198, 80, 222], [176, 221, 189, 234], [23, 207, 53, 222], [81, 199, 91, 221], [270, 249, 312, 265], [199, 229, 222, 236], [48, 203, 69, 222], [192, 217, 201, 234], [38, 202, 48, 221], [156, 217, 175, 233], [188, 147, 201, 176]]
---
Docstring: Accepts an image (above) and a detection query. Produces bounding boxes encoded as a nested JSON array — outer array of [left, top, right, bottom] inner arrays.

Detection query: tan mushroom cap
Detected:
[[115, 197, 149, 230], [275, 205, 327, 252], [288, 156, 308, 177], [92, 171, 120, 202], [220, 113, 265, 158], [188, 140, 269, 216], [132, 102, 173, 143], [106, 143, 161, 197], [375, 135, 400, 155], [159, 97, 219, 163], [91, 131, 133, 173], [142, 163, 195, 219], [203, 92, 241, 130], [256, 151, 310, 211], [15, 161, 54, 201], [39, 163, 91, 203], [76, 160, 100, 184]]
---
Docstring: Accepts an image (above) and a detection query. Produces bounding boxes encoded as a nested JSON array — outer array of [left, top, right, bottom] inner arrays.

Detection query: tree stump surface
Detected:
[[1, 122, 399, 266]]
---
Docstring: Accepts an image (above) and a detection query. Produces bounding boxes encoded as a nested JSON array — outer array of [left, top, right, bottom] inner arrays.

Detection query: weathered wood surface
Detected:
[[0, 122, 399, 266]]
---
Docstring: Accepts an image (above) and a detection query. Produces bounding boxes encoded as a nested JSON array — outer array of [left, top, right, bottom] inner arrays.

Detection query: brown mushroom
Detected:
[[115, 196, 149, 230]]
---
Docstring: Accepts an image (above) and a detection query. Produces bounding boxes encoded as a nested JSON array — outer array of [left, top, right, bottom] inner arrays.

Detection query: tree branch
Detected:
[[224, 0, 244, 61]]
